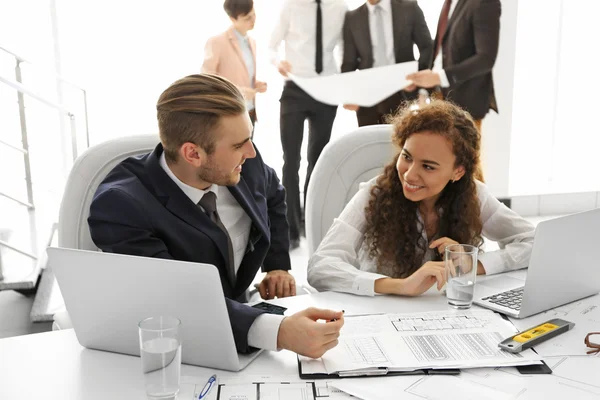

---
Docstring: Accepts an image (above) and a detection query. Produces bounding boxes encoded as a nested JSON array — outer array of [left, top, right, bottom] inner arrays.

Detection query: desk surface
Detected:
[[2, 289, 599, 400]]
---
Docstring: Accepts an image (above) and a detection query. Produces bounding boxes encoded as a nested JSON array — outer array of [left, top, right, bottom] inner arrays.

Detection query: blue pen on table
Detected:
[[198, 374, 217, 399]]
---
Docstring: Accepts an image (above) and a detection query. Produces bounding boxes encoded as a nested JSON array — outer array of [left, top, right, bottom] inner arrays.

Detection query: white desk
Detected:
[[1, 291, 599, 399]]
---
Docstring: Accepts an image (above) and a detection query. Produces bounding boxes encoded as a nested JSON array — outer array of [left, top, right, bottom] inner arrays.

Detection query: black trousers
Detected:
[[280, 81, 337, 241]]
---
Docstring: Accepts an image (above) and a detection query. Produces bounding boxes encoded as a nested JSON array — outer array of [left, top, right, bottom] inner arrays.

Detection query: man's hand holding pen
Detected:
[[277, 308, 345, 359]]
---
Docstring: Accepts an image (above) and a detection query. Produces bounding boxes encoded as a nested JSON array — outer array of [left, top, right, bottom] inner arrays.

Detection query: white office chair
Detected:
[[51, 135, 160, 330], [305, 124, 395, 256]]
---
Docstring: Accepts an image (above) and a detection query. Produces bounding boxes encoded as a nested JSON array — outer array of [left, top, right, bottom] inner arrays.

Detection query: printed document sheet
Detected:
[[288, 61, 418, 107], [183, 375, 354, 400], [300, 310, 541, 375]]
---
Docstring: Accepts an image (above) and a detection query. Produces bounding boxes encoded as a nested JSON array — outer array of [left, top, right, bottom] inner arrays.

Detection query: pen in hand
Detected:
[[329, 310, 345, 322]]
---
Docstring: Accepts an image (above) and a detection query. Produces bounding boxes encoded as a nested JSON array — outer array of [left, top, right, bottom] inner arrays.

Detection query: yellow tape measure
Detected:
[[512, 322, 559, 343], [499, 318, 575, 353]]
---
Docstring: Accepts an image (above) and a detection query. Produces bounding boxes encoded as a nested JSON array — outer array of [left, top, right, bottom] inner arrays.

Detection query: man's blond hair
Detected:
[[157, 74, 246, 162]]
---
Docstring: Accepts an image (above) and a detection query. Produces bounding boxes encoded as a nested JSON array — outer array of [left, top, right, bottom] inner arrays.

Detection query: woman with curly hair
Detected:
[[307, 100, 534, 297]]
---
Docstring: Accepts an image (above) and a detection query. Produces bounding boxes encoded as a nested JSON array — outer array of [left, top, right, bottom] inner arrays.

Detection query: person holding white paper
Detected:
[[307, 100, 534, 296], [268, 0, 348, 249], [341, 0, 432, 126]]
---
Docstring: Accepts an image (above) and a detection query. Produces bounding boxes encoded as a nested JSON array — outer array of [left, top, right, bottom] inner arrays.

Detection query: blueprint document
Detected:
[[302, 310, 541, 375], [288, 61, 418, 107], [185, 375, 354, 400]]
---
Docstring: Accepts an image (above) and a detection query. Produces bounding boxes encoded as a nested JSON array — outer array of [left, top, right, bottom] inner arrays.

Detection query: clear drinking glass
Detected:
[[138, 316, 182, 400], [445, 244, 478, 309]]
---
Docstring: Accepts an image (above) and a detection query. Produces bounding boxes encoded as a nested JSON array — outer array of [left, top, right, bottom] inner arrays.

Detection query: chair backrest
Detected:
[[305, 125, 395, 256], [58, 135, 159, 250]]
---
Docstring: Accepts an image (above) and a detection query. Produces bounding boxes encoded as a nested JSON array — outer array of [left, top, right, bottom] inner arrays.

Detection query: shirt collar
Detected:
[[232, 28, 247, 42], [366, 0, 391, 14], [159, 152, 218, 205]]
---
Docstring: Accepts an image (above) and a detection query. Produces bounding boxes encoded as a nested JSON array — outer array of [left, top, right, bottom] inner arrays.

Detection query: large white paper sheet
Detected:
[[288, 61, 418, 107], [331, 356, 600, 400]]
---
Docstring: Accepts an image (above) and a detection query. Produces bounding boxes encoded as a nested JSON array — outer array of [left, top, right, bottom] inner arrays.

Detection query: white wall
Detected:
[[482, 0, 518, 197], [510, 0, 600, 196]]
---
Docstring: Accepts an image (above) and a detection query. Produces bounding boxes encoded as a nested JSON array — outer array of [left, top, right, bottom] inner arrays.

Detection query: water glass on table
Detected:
[[138, 316, 182, 400], [445, 244, 478, 309]]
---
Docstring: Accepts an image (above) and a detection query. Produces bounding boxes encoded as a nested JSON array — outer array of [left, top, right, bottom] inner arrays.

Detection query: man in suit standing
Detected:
[[342, 0, 433, 127], [202, 0, 266, 129], [269, 0, 348, 249], [407, 0, 501, 130], [88, 74, 344, 357]]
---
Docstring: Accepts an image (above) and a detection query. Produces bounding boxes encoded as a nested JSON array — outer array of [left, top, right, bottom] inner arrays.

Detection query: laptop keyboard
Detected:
[[482, 287, 524, 310]]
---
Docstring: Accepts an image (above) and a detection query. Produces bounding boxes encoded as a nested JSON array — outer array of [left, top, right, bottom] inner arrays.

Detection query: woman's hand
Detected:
[[399, 261, 446, 296], [374, 261, 446, 297], [255, 80, 267, 93], [429, 237, 459, 259]]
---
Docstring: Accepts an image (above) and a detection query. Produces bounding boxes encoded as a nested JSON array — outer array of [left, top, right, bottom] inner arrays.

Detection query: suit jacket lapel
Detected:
[[144, 144, 231, 269], [227, 178, 269, 240], [391, 0, 402, 62], [227, 27, 249, 75], [357, 4, 374, 64], [249, 38, 257, 84], [443, 0, 468, 45]]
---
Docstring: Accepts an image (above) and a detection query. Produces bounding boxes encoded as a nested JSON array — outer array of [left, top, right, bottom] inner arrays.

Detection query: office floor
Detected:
[[0, 215, 559, 339]]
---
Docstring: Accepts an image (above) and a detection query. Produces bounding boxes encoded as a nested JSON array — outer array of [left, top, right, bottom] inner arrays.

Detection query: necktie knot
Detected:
[[316, 0, 320, 3], [199, 191, 217, 214]]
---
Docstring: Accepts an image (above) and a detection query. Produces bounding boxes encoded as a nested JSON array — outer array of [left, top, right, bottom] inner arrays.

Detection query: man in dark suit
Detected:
[[88, 74, 344, 357], [407, 0, 501, 129], [341, 0, 432, 126]]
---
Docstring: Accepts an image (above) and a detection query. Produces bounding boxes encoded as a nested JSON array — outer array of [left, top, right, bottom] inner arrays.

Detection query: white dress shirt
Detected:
[[269, 0, 348, 78], [307, 177, 535, 297], [433, 0, 461, 87], [160, 153, 284, 350], [366, 0, 396, 67]]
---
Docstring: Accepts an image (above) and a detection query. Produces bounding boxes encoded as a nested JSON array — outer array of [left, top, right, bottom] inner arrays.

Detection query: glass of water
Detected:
[[138, 316, 182, 400], [445, 244, 478, 309]]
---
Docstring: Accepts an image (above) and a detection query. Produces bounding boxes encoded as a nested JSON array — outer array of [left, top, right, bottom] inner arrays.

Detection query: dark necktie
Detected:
[[315, 0, 323, 74], [198, 191, 236, 286], [433, 0, 453, 61]]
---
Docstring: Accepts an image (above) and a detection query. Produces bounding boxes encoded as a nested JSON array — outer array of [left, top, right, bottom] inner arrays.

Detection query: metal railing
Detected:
[[0, 45, 89, 285], [0, 45, 90, 149]]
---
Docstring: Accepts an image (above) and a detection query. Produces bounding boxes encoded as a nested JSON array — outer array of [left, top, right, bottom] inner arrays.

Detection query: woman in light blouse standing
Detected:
[[202, 0, 266, 132], [307, 100, 535, 297]]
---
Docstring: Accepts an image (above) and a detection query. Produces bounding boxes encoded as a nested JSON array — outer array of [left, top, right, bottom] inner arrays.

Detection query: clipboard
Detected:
[[297, 356, 460, 379]]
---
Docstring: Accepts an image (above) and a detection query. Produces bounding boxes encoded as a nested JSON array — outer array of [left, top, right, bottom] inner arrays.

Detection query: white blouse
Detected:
[[307, 178, 535, 297]]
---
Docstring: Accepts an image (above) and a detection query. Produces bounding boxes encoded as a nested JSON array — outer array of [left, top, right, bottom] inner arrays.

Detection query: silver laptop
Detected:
[[473, 208, 600, 318], [48, 247, 262, 371]]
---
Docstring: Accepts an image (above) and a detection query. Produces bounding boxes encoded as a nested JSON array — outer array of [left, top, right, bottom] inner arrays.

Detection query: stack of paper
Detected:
[[301, 310, 541, 376]]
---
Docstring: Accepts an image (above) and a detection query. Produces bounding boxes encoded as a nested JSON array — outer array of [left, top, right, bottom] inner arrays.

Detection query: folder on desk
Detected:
[[297, 356, 460, 379], [297, 310, 543, 380]]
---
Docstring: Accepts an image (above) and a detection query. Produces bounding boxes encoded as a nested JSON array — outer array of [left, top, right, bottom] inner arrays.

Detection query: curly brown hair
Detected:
[[364, 100, 484, 278]]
